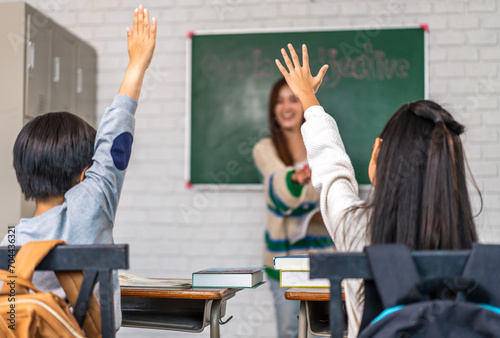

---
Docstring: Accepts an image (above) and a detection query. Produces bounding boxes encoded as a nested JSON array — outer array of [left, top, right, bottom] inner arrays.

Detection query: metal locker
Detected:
[[50, 23, 77, 113], [25, 5, 52, 119], [0, 2, 97, 239], [75, 42, 97, 127]]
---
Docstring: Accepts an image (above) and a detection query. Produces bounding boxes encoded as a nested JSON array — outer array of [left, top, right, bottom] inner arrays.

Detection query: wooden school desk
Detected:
[[285, 288, 345, 338], [121, 280, 240, 338]]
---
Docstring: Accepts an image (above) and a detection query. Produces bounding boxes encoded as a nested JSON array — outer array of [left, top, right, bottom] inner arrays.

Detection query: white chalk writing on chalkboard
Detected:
[[200, 49, 275, 82], [321, 44, 410, 88], [199, 43, 409, 88]]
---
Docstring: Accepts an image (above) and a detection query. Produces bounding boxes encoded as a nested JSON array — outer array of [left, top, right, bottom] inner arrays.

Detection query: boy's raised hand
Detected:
[[275, 44, 328, 111], [127, 5, 157, 70], [118, 5, 157, 102]]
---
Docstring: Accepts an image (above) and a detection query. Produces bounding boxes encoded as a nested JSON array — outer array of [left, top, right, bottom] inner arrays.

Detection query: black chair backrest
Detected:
[[0, 244, 129, 338], [310, 249, 471, 338]]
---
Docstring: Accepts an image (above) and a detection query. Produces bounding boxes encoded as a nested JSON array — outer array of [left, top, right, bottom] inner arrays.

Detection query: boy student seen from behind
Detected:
[[275, 44, 479, 338], [253, 78, 334, 338], [1, 5, 157, 331]]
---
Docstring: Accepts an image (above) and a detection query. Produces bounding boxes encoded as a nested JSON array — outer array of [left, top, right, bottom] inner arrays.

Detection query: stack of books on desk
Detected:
[[192, 267, 265, 288], [274, 254, 330, 288]]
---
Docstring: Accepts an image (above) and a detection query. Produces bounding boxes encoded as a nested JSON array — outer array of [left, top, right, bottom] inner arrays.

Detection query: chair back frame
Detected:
[[310, 250, 470, 338]]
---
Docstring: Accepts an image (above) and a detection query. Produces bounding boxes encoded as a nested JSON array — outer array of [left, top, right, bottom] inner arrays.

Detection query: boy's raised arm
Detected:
[[82, 6, 157, 222], [118, 5, 157, 102]]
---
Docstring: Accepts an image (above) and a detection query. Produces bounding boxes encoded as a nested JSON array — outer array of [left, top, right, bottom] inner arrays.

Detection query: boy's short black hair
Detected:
[[13, 112, 96, 201]]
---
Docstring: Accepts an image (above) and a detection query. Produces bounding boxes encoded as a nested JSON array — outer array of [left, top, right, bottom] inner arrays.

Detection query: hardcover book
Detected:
[[192, 267, 265, 288], [279, 270, 330, 288], [273, 254, 310, 271]]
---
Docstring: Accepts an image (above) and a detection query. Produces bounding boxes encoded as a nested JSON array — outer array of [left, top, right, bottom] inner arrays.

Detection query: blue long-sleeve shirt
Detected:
[[1, 94, 137, 330]]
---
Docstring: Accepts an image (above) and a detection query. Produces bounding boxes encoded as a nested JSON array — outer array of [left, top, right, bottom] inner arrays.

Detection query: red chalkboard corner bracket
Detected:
[[185, 180, 194, 189], [420, 24, 429, 32], [187, 30, 196, 39]]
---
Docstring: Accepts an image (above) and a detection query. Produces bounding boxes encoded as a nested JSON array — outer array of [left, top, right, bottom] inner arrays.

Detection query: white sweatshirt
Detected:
[[301, 105, 370, 338]]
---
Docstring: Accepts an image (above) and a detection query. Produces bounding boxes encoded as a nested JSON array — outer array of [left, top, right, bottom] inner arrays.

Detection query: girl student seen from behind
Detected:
[[252, 76, 334, 338], [275, 44, 479, 338]]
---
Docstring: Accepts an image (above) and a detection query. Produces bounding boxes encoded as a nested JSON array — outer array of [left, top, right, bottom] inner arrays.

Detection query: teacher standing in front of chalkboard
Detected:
[[253, 77, 334, 338]]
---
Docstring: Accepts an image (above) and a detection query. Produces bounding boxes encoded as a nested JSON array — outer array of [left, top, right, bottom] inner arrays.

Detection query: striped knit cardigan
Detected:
[[252, 137, 335, 281]]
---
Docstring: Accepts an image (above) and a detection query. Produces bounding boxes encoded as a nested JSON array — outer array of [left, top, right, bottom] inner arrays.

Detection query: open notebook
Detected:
[[119, 272, 191, 288]]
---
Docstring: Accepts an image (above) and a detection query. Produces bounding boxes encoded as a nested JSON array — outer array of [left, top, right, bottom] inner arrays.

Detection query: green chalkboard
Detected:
[[188, 27, 427, 186]]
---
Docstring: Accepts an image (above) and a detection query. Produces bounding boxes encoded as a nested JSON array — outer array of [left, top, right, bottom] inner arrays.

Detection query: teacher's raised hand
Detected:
[[275, 43, 328, 111]]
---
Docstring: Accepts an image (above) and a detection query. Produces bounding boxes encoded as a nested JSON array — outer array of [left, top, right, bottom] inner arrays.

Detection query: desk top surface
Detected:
[[284, 288, 331, 301], [121, 284, 241, 300]]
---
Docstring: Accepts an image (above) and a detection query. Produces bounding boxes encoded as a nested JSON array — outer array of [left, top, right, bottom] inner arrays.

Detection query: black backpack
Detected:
[[358, 244, 500, 338]]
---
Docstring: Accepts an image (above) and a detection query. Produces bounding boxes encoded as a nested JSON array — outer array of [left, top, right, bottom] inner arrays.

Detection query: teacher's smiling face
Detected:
[[274, 85, 304, 132]]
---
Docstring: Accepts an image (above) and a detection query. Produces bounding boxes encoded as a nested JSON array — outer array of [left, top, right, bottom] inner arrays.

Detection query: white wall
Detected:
[[1, 0, 499, 337]]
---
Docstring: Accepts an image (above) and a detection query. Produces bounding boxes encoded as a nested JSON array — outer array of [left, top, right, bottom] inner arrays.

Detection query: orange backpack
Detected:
[[0, 240, 102, 337]]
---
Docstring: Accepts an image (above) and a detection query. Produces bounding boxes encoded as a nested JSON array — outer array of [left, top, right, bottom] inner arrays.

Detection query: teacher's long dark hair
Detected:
[[268, 77, 304, 166], [367, 100, 480, 250]]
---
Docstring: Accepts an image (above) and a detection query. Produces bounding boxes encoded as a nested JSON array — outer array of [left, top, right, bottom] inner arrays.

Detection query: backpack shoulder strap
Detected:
[[0, 270, 42, 294], [364, 244, 420, 309], [56, 271, 102, 338], [359, 280, 384, 331], [0, 240, 65, 294], [461, 243, 500, 307]]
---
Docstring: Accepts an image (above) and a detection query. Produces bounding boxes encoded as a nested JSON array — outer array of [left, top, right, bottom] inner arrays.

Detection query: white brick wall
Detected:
[[2, 0, 499, 337]]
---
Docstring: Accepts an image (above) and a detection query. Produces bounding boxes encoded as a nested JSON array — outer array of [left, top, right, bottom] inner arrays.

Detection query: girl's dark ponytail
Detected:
[[421, 120, 459, 249], [366, 100, 479, 250]]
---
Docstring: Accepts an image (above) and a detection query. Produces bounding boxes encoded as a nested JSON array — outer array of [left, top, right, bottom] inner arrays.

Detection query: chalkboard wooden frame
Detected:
[[186, 25, 428, 190]]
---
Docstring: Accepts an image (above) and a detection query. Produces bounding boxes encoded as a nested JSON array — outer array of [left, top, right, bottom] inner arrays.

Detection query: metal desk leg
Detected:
[[298, 300, 308, 338], [210, 299, 222, 338]]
